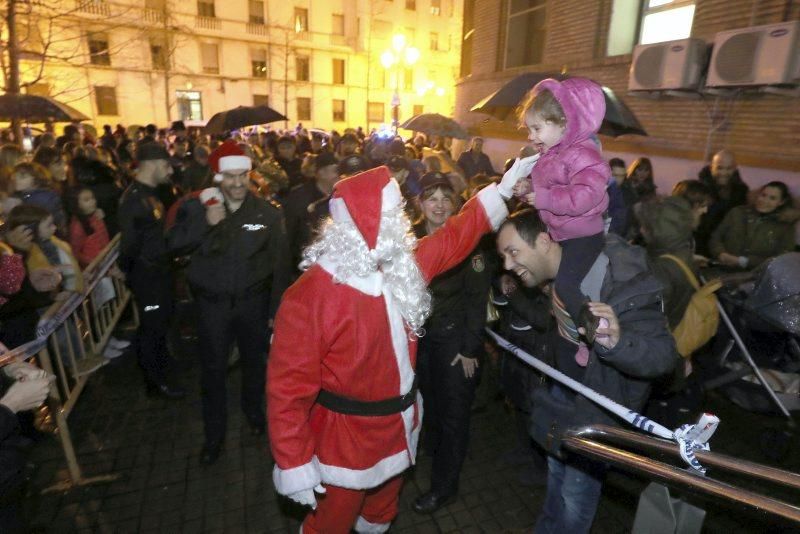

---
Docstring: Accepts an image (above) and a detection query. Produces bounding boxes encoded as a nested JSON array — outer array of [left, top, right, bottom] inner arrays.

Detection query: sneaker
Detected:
[[108, 337, 131, 350], [103, 346, 123, 359]]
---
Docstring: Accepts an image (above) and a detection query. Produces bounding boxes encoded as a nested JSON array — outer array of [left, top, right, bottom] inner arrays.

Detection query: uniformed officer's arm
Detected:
[[166, 198, 209, 256], [117, 197, 142, 273], [267, 209, 291, 320], [461, 249, 495, 358]]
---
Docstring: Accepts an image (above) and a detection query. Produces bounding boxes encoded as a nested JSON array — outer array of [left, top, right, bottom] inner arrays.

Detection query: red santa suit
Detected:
[[267, 166, 508, 533]]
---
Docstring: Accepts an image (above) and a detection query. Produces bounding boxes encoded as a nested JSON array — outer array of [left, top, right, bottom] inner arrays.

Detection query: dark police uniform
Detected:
[[282, 182, 326, 274], [167, 191, 289, 449], [118, 181, 175, 389], [413, 223, 495, 499]]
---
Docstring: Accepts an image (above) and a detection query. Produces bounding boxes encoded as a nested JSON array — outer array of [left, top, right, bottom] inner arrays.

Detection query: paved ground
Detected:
[[19, 324, 800, 533]]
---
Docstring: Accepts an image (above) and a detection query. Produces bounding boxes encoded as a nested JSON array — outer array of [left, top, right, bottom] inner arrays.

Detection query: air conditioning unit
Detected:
[[706, 21, 800, 87], [628, 38, 707, 91]]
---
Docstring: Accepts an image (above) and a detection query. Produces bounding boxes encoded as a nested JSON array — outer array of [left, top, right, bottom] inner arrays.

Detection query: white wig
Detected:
[[300, 205, 432, 334]]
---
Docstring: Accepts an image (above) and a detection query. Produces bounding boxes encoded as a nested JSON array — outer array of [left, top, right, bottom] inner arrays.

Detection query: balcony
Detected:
[[144, 8, 165, 24], [75, 0, 111, 17], [195, 16, 221, 31], [247, 23, 268, 37]]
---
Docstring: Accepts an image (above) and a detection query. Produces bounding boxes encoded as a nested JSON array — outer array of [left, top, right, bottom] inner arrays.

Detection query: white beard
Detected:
[[301, 205, 432, 334]]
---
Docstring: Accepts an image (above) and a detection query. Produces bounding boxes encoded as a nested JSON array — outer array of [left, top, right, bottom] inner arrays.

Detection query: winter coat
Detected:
[[533, 234, 677, 431], [695, 166, 749, 256], [530, 78, 610, 241], [456, 150, 495, 179], [26, 237, 84, 292], [69, 214, 110, 268], [70, 157, 123, 237], [709, 205, 796, 269]]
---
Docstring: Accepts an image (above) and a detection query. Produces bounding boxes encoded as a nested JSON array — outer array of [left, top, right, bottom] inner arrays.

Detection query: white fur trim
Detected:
[[382, 179, 402, 212], [329, 196, 354, 226], [318, 449, 409, 490], [218, 155, 251, 172], [318, 256, 382, 296], [272, 457, 322, 495], [213, 173, 223, 183], [476, 183, 509, 231], [355, 516, 391, 533]]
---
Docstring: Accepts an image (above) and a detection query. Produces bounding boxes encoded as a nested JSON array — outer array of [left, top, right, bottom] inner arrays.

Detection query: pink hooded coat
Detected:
[[530, 78, 610, 241]]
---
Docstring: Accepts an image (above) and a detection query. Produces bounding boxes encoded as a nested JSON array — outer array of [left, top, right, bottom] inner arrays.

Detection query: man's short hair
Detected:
[[500, 208, 548, 248], [608, 157, 625, 169], [277, 135, 296, 147], [671, 179, 712, 208]]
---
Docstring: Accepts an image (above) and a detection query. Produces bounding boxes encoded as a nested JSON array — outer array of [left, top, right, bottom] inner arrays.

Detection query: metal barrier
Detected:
[[5, 235, 136, 493], [562, 425, 800, 526]]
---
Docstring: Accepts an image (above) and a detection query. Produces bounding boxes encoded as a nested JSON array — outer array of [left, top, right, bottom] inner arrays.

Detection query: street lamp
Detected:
[[381, 34, 419, 133]]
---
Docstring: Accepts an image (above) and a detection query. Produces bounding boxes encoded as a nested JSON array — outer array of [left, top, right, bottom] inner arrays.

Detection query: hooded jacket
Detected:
[[530, 78, 610, 241]]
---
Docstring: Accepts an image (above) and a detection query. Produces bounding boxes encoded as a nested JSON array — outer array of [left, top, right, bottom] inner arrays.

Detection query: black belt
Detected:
[[316, 376, 418, 417]]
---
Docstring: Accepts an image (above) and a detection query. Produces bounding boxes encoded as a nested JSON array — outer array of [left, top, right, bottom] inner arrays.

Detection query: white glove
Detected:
[[498, 154, 540, 199], [287, 483, 326, 509]]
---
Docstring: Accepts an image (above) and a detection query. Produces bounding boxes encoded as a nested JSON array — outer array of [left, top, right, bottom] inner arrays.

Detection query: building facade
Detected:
[[454, 0, 800, 188], [9, 0, 463, 131]]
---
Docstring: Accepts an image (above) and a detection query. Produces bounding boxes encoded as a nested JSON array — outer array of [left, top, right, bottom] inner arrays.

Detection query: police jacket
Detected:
[[414, 223, 495, 358], [118, 182, 170, 276], [167, 192, 290, 318], [283, 183, 326, 272]]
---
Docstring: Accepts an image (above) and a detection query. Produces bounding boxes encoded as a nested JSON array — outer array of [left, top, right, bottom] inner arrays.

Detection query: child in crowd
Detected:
[[11, 162, 67, 237], [518, 77, 611, 367], [67, 186, 110, 269]]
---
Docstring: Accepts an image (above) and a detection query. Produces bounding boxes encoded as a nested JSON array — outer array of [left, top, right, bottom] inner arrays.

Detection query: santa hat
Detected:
[[208, 139, 251, 183], [329, 166, 402, 250]]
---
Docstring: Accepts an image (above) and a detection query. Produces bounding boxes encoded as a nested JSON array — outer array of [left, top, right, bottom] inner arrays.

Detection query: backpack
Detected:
[[661, 255, 722, 358]]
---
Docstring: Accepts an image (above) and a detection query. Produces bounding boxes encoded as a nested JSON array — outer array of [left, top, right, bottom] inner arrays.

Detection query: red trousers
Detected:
[[302, 476, 404, 534]]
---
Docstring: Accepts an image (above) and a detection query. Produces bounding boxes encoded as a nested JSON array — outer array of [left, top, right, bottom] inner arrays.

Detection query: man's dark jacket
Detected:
[[166, 193, 290, 318], [534, 234, 678, 431]]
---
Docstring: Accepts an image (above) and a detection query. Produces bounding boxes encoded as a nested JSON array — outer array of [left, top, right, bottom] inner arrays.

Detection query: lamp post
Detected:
[[381, 34, 420, 134]]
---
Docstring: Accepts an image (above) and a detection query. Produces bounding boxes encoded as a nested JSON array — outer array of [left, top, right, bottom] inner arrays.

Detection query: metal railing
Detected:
[[75, 0, 111, 17], [195, 15, 221, 30], [3, 236, 135, 492], [563, 425, 800, 526]]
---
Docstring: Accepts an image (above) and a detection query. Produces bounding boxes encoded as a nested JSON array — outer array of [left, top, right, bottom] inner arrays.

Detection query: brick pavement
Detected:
[[20, 331, 798, 533]]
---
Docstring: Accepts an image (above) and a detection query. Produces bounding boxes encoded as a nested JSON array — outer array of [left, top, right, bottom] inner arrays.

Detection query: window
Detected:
[[368, 102, 384, 123], [294, 8, 309, 33], [413, 104, 424, 116], [253, 94, 269, 107], [333, 99, 346, 122], [639, 0, 696, 45], [370, 66, 386, 88], [176, 90, 203, 120], [197, 0, 215, 17], [18, 18, 44, 59], [88, 32, 110, 66], [504, 0, 546, 69], [430, 32, 439, 51], [249, 0, 265, 24], [200, 43, 219, 74], [94, 86, 118, 115], [251, 48, 267, 78], [405, 0, 416, 10], [460, 0, 475, 76], [332, 14, 345, 35], [296, 55, 310, 81], [430, 0, 441, 15], [332, 59, 345, 84], [403, 67, 413, 91], [297, 97, 311, 121], [150, 37, 168, 70]]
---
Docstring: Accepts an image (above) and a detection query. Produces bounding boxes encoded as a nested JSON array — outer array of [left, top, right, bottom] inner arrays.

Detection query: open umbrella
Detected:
[[400, 113, 469, 139], [470, 73, 647, 137], [0, 93, 89, 123], [205, 105, 287, 135]]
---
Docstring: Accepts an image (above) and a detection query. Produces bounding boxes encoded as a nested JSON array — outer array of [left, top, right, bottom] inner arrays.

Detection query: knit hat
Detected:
[[208, 139, 251, 183], [329, 166, 402, 250]]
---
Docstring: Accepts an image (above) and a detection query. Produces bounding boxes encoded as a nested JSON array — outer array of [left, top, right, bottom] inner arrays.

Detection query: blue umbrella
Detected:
[[470, 72, 647, 137]]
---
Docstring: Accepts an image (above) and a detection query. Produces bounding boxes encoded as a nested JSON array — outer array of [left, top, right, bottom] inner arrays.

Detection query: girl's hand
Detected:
[[95, 208, 105, 220], [523, 192, 536, 206], [512, 177, 531, 198]]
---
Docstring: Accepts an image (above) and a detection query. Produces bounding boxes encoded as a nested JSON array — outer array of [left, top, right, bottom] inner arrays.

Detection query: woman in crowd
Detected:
[[11, 162, 67, 237], [411, 171, 495, 514], [32, 146, 70, 196], [709, 181, 796, 270], [621, 157, 658, 241], [70, 153, 123, 236]]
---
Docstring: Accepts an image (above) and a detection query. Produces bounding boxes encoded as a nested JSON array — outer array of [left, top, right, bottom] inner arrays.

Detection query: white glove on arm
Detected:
[[288, 483, 326, 509], [497, 154, 540, 199]]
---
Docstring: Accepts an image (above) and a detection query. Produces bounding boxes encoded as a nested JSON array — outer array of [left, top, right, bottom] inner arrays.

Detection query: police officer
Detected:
[[167, 141, 290, 465], [118, 142, 185, 398], [411, 172, 496, 514]]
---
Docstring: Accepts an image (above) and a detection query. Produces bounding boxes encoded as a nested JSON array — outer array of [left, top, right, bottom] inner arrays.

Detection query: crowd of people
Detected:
[[0, 75, 797, 532]]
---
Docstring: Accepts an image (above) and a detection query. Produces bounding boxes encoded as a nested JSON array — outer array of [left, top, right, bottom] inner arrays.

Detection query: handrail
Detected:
[[563, 426, 800, 525]]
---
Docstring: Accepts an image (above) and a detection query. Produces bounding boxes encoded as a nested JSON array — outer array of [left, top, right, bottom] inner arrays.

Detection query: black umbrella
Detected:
[[0, 93, 89, 123], [400, 113, 469, 139], [470, 72, 647, 137], [205, 105, 287, 134]]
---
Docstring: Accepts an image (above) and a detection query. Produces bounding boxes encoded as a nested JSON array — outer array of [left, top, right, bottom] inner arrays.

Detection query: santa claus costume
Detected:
[[267, 165, 509, 533]]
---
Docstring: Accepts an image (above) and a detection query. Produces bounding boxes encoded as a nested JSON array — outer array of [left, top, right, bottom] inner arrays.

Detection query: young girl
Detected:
[[518, 78, 611, 366], [11, 162, 67, 237], [67, 187, 110, 269]]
